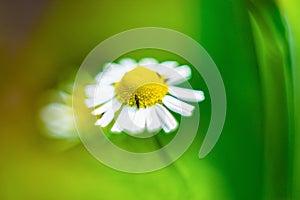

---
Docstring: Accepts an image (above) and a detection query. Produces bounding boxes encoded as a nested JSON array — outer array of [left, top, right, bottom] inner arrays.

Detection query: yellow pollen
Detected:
[[114, 66, 168, 108]]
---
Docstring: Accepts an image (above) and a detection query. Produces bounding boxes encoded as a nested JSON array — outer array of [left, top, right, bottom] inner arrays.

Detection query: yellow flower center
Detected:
[[114, 66, 168, 108]]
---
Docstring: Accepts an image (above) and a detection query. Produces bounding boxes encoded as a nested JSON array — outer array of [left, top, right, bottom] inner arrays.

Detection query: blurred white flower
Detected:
[[85, 58, 205, 134], [40, 90, 78, 139]]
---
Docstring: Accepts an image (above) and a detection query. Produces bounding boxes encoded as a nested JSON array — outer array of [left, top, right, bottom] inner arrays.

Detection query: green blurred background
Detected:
[[1, 0, 299, 199]]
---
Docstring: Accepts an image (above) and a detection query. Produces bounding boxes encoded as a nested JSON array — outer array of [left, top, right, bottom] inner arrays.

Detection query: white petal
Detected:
[[132, 108, 146, 129], [95, 67, 128, 84], [154, 104, 178, 133], [139, 58, 158, 66], [119, 58, 137, 70], [126, 107, 145, 133], [100, 63, 120, 74], [92, 98, 121, 115], [111, 108, 126, 133], [85, 85, 115, 108], [160, 61, 178, 68], [168, 86, 205, 102], [85, 84, 114, 98], [143, 64, 174, 78], [110, 99, 122, 112], [108, 63, 133, 76], [114, 107, 143, 134], [93, 85, 114, 98], [94, 61, 132, 84], [93, 98, 121, 127], [40, 103, 76, 138], [167, 65, 191, 85], [85, 84, 97, 98], [92, 59, 139, 86], [91, 99, 112, 115], [145, 107, 161, 132], [111, 121, 123, 133], [162, 95, 194, 116], [95, 109, 114, 127]]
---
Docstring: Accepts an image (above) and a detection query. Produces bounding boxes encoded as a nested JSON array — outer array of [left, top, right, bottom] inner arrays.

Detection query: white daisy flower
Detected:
[[40, 90, 78, 139], [85, 58, 205, 134]]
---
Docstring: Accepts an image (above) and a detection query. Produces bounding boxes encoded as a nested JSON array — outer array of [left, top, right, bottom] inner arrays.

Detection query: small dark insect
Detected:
[[135, 94, 140, 109], [156, 72, 161, 78]]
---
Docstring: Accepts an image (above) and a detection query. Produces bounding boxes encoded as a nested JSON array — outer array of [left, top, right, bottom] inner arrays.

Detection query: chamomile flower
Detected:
[[85, 58, 205, 134], [40, 90, 78, 139]]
